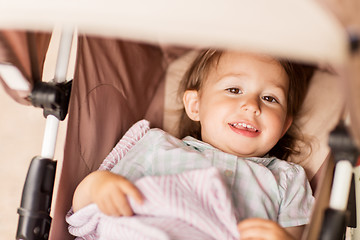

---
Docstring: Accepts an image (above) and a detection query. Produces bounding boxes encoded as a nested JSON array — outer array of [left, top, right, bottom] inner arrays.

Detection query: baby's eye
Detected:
[[226, 88, 242, 94], [262, 96, 278, 103]]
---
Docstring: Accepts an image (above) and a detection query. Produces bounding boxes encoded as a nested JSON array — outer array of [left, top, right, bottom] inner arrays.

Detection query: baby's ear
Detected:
[[183, 90, 200, 121]]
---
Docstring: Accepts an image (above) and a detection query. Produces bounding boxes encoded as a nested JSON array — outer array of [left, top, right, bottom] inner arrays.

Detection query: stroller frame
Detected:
[[16, 28, 74, 240]]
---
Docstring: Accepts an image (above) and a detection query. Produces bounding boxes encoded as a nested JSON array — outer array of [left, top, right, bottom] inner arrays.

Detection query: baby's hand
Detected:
[[90, 171, 143, 216], [237, 218, 296, 240]]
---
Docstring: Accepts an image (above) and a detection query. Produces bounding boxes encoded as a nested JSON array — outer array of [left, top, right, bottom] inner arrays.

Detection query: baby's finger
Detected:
[[98, 197, 120, 216], [238, 227, 268, 240], [118, 179, 144, 204], [105, 188, 133, 216], [120, 201, 134, 216], [115, 192, 134, 216], [238, 218, 275, 230], [238, 219, 267, 239], [237, 218, 290, 240]]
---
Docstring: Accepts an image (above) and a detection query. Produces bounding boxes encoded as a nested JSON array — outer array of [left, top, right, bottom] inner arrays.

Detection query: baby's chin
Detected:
[[220, 146, 267, 158], [203, 137, 268, 158]]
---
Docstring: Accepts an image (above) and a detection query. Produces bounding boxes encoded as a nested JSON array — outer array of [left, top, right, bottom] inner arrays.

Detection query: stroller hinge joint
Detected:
[[29, 80, 72, 121]]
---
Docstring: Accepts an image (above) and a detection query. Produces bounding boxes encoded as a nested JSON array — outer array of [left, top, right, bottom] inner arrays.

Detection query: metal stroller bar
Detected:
[[319, 122, 359, 240], [41, 115, 59, 160], [16, 27, 74, 240], [329, 161, 353, 211], [53, 27, 73, 84], [41, 26, 73, 159]]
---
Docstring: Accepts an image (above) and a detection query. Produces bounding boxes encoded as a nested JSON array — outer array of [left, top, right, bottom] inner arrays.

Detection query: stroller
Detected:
[[1, 0, 360, 239]]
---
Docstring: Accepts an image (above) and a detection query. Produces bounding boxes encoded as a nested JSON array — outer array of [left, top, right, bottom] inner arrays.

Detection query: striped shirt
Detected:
[[67, 120, 314, 239], [109, 120, 314, 228], [67, 167, 240, 239]]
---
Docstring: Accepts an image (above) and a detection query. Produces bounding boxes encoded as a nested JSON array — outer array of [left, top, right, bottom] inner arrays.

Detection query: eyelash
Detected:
[[226, 88, 242, 94], [226, 88, 279, 104], [262, 96, 279, 103]]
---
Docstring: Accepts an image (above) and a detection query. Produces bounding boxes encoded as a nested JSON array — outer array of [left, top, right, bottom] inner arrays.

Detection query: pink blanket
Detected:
[[66, 167, 240, 240]]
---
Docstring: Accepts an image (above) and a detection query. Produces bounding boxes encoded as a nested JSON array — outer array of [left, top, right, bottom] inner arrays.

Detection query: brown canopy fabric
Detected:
[[0, 30, 190, 239], [0, 31, 50, 105], [53, 36, 190, 239], [52, 36, 162, 239]]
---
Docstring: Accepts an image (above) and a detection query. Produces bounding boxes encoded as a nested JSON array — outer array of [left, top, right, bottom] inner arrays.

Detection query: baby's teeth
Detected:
[[233, 123, 255, 130]]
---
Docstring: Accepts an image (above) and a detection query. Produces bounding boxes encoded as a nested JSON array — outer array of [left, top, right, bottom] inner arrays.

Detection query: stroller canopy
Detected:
[[0, 0, 348, 64]]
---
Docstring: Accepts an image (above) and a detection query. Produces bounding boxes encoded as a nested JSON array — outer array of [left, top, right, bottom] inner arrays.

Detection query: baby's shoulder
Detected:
[[140, 128, 184, 147], [267, 158, 309, 185], [268, 157, 306, 173]]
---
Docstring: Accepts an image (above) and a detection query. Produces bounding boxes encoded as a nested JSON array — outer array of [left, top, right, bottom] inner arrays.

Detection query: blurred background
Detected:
[[0, 29, 72, 239], [0, 86, 67, 239]]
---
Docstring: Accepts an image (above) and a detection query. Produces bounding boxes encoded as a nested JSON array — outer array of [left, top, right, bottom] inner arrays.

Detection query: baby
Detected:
[[71, 49, 315, 240]]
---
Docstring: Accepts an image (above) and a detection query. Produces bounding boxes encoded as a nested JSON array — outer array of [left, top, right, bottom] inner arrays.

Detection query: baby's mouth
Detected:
[[229, 122, 259, 132]]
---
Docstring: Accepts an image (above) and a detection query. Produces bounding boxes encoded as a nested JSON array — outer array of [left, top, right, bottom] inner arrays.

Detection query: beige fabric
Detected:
[[163, 50, 199, 136], [0, 0, 348, 65], [289, 70, 345, 179], [316, 0, 360, 147]]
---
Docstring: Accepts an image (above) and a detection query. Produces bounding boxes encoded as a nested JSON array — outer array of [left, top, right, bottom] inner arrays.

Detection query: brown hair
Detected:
[[178, 49, 316, 160]]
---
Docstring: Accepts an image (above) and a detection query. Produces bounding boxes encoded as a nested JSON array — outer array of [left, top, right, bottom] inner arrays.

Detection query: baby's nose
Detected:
[[240, 99, 260, 115]]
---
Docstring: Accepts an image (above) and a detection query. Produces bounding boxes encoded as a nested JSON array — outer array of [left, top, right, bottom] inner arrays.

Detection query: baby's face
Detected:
[[192, 51, 292, 158]]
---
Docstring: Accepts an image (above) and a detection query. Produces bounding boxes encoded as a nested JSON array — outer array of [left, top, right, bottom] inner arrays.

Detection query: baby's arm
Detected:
[[72, 120, 149, 215], [237, 218, 303, 240], [72, 170, 143, 216]]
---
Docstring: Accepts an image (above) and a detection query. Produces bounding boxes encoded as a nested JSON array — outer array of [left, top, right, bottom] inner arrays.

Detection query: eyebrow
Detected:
[[216, 74, 246, 83], [268, 80, 287, 92], [267, 77, 289, 95]]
